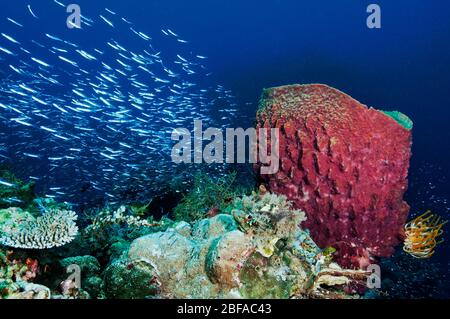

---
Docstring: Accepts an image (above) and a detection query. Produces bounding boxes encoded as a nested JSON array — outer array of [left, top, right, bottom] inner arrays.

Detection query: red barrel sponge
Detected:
[[255, 84, 413, 268]]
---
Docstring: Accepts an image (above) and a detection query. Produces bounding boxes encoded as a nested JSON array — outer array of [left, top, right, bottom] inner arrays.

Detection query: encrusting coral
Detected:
[[0, 207, 78, 249]]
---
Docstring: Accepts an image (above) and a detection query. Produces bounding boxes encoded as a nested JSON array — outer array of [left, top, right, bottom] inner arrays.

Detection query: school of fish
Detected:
[[0, 1, 244, 208]]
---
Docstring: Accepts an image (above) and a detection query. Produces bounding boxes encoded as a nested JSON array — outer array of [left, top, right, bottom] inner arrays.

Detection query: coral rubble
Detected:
[[255, 84, 413, 268]]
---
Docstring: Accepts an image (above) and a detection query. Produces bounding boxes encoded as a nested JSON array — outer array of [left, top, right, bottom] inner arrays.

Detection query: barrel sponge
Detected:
[[255, 84, 413, 268], [0, 208, 78, 249]]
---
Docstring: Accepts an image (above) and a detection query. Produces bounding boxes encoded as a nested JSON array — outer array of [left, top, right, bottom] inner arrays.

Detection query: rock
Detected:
[[173, 221, 192, 237], [316, 274, 350, 287], [8, 282, 51, 299], [103, 258, 159, 299], [308, 264, 370, 299], [205, 230, 254, 288], [192, 214, 237, 239], [128, 231, 195, 289], [255, 84, 412, 268]]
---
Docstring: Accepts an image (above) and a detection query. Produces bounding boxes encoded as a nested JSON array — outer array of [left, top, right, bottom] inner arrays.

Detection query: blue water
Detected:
[[1, 0, 450, 298], [88, 0, 450, 183]]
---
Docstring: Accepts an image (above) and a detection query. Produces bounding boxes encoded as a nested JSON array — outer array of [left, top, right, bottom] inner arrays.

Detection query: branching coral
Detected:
[[403, 211, 447, 259], [81, 206, 168, 257], [86, 206, 160, 232], [0, 208, 78, 249], [231, 191, 305, 214]]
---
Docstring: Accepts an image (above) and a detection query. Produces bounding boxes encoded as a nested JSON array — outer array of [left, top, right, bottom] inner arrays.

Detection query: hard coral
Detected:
[[0, 208, 78, 249], [81, 205, 166, 256], [255, 84, 413, 268], [105, 193, 368, 299]]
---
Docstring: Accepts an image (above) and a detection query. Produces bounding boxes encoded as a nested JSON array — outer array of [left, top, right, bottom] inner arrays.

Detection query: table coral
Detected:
[[0, 207, 78, 249]]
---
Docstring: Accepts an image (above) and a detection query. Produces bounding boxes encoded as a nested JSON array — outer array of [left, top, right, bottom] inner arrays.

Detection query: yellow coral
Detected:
[[403, 211, 447, 259]]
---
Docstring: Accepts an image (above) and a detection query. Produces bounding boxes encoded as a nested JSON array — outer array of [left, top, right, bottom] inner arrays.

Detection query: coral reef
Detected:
[[85, 206, 161, 233], [104, 193, 370, 299], [255, 84, 413, 268], [0, 192, 377, 299], [0, 249, 50, 299], [0, 207, 78, 249], [173, 172, 247, 222], [80, 205, 170, 262], [0, 249, 105, 299]]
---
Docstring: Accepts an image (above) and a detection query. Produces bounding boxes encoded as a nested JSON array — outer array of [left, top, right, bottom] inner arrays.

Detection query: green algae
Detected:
[[173, 172, 248, 222], [0, 169, 36, 210]]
